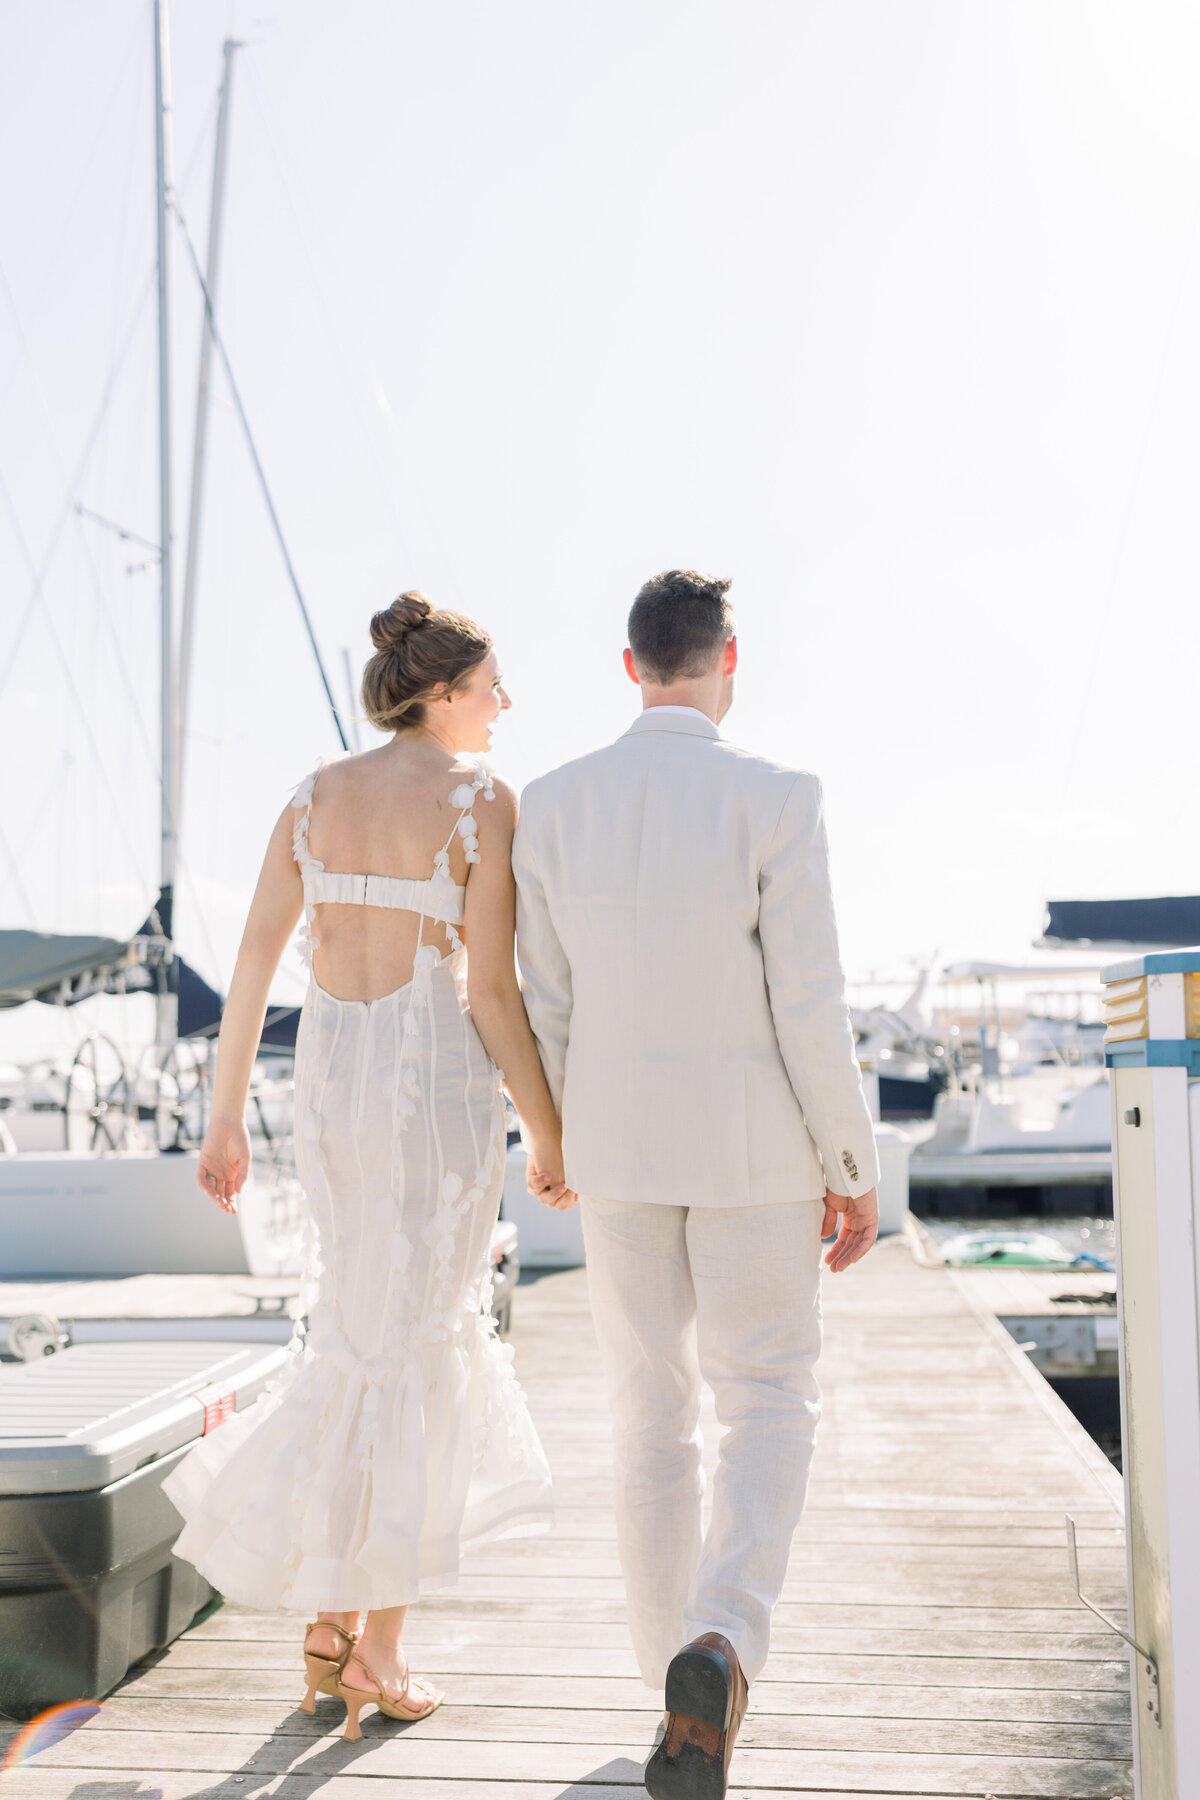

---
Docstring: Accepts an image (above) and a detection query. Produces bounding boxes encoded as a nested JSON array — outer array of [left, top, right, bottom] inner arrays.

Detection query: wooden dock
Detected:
[[2, 1236, 1133, 1798]]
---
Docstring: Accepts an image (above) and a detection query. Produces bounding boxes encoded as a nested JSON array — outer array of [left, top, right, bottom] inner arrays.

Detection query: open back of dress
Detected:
[[293, 759, 487, 999]]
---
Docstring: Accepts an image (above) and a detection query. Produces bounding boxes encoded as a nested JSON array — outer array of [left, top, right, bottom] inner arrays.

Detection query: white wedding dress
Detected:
[[164, 758, 553, 1614]]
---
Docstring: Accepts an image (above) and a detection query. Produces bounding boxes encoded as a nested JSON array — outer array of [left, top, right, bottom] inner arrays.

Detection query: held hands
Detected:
[[526, 1134, 578, 1211], [197, 1115, 252, 1214], [821, 1184, 879, 1273]]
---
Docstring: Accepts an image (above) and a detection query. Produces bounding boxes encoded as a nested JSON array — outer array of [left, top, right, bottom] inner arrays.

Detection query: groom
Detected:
[[513, 570, 879, 1799]]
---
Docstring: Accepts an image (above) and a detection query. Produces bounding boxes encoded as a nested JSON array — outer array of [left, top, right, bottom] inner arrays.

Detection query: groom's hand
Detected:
[[821, 1185, 878, 1273]]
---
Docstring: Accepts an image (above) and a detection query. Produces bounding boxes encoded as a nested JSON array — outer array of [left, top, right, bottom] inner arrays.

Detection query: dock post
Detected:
[[1102, 948, 1200, 1799]]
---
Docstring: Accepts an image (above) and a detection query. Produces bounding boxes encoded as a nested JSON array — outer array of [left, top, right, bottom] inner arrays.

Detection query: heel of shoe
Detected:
[[301, 1621, 359, 1715], [340, 1685, 366, 1742], [301, 1652, 330, 1715]]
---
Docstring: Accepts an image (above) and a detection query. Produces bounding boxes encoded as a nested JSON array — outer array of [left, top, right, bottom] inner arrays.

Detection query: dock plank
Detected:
[[0, 1783, 988, 1800], [6, 1237, 1132, 1797], [122, 1667, 1133, 1722], [148, 1637, 1131, 1689], [6, 1726, 1134, 1796], [51, 1697, 1134, 1759]]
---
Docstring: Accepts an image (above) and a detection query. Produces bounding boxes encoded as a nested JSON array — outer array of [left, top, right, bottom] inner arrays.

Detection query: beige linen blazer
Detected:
[[512, 710, 880, 1209]]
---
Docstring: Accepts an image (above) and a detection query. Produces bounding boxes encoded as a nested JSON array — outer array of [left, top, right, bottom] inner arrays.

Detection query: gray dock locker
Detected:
[[0, 1339, 288, 1719]]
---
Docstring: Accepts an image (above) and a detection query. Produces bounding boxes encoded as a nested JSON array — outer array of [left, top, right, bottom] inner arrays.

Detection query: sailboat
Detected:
[[0, 8, 340, 1279]]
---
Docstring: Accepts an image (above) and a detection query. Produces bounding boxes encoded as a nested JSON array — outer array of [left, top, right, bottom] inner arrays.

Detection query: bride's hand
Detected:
[[197, 1115, 251, 1214], [526, 1137, 578, 1211]]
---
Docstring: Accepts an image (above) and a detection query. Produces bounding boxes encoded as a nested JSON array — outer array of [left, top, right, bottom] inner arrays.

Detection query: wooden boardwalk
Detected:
[[2, 1236, 1133, 1798]]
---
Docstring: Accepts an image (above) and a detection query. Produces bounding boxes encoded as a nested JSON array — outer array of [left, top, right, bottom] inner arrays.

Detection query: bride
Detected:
[[164, 593, 570, 1739]]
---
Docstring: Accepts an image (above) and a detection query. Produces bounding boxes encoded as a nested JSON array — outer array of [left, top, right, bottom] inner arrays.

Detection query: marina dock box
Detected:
[[1104, 948, 1200, 1799], [0, 1339, 287, 1719]]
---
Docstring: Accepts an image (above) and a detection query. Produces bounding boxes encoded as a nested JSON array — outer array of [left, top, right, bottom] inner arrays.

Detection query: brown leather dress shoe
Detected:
[[644, 1632, 748, 1800]]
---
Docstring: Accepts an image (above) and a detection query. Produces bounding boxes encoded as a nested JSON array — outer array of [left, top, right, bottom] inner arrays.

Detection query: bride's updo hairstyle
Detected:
[[361, 592, 493, 732]]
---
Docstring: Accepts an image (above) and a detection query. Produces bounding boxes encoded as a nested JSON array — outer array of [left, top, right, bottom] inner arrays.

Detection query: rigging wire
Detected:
[[95, 84, 220, 515], [0, 92, 227, 745], [19, 748, 74, 869], [243, 62, 419, 575], [0, 52, 311, 960], [246, 58, 467, 606], [174, 855, 230, 991], [74, 505, 161, 555], [0, 816, 36, 923], [0, 263, 154, 709], [172, 200, 350, 752], [95, 17, 150, 512], [0, 10, 37, 134], [0, 255, 162, 790], [0, 9, 147, 429], [0, 461, 153, 887]]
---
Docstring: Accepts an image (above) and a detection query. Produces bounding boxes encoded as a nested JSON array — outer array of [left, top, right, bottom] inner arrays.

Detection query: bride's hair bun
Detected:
[[361, 592, 493, 733], [369, 591, 432, 652]]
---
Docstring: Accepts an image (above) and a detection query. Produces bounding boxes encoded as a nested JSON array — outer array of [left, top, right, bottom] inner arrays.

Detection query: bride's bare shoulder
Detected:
[[307, 748, 373, 793], [449, 760, 516, 837]]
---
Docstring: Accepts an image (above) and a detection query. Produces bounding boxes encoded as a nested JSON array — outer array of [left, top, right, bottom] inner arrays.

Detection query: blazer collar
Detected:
[[622, 709, 722, 742]]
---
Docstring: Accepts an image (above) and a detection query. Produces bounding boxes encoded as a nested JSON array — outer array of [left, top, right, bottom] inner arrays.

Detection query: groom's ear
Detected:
[[622, 648, 642, 687], [724, 636, 738, 676]]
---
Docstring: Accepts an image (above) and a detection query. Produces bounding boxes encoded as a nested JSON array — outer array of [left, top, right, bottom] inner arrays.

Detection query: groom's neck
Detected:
[[639, 673, 725, 724]]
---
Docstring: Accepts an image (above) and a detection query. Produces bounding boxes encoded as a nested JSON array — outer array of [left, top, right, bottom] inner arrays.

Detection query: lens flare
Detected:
[[3, 1702, 102, 1769], [2, 1698, 171, 1796]]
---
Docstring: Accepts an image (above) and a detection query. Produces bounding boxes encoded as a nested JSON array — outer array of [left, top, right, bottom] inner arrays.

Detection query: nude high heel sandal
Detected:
[[300, 1620, 359, 1713], [337, 1649, 443, 1741]]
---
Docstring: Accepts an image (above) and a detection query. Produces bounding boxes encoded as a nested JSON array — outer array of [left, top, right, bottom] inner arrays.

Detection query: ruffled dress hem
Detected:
[[166, 1480, 553, 1616]]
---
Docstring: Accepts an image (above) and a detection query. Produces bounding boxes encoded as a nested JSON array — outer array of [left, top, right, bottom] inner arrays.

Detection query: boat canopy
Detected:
[[0, 928, 299, 1048], [1042, 897, 1200, 948], [940, 957, 1110, 982], [0, 930, 140, 1010]]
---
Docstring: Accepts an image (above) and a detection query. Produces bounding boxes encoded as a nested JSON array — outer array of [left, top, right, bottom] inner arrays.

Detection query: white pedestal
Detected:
[[1103, 953, 1200, 1799], [873, 1123, 911, 1234]]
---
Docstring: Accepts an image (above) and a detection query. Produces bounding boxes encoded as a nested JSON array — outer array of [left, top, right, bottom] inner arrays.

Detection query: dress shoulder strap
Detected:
[[441, 758, 496, 868], [290, 763, 326, 873]]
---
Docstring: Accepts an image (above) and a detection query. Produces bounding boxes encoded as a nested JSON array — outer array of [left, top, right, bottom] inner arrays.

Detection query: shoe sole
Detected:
[[645, 1737, 726, 1800], [663, 1643, 733, 1732]]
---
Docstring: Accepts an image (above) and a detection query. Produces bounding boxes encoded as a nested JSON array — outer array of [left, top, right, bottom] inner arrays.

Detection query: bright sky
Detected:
[[2, 0, 1198, 1057]]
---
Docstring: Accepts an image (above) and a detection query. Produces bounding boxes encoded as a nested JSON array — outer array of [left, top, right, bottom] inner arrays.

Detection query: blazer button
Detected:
[[841, 1150, 859, 1182]]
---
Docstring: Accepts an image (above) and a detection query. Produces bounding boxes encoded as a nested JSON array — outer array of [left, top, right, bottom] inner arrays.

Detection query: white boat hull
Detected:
[[0, 1152, 304, 1278]]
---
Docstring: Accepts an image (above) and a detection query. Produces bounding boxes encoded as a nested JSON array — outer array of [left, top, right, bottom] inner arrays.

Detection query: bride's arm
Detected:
[[463, 778, 574, 1207], [198, 805, 304, 1212]]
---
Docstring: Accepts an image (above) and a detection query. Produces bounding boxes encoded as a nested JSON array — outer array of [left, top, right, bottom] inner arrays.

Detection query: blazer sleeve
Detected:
[[512, 792, 572, 1113], [758, 773, 880, 1199]]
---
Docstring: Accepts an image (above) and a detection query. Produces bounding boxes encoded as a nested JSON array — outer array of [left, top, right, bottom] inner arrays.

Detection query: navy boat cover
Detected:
[[1042, 896, 1200, 947]]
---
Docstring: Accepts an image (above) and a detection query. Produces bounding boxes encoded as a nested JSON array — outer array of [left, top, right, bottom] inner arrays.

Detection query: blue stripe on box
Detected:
[[1105, 1040, 1200, 1072], [1102, 947, 1200, 981]]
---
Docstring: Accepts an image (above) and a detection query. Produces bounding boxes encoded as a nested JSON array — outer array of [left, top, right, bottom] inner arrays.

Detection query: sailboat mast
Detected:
[[178, 37, 240, 771], [153, 0, 178, 1048]]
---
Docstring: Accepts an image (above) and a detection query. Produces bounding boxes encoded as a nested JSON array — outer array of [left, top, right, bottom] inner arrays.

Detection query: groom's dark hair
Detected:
[[627, 569, 735, 684]]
